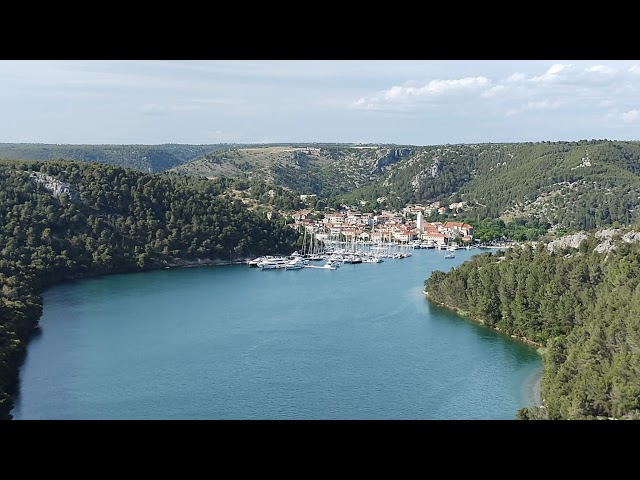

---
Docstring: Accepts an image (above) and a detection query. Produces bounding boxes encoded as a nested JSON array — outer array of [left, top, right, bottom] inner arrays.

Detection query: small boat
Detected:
[[362, 256, 382, 263], [444, 252, 455, 259]]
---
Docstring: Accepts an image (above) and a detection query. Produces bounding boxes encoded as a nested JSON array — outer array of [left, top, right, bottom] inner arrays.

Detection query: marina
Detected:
[[247, 239, 470, 270]]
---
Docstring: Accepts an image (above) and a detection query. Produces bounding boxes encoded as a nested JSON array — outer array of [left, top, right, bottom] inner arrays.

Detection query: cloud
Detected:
[[351, 76, 491, 110], [588, 65, 615, 74], [622, 110, 640, 122], [530, 63, 572, 83], [480, 85, 505, 98], [350, 62, 640, 122], [506, 73, 526, 82]]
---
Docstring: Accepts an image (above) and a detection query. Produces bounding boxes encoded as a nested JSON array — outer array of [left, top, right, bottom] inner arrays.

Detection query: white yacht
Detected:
[[285, 257, 308, 270], [247, 256, 267, 267], [257, 257, 289, 269], [306, 260, 340, 270]]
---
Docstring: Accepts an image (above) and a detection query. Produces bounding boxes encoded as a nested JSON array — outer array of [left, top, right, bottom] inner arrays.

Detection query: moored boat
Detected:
[[257, 257, 289, 269], [285, 257, 308, 270]]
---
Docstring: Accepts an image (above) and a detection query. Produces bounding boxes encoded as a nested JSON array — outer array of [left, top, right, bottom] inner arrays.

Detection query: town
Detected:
[[289, 200, 474, 249]]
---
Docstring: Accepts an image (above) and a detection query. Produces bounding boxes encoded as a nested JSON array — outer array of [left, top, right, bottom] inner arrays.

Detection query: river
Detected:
[[11, 247, 542, 420]]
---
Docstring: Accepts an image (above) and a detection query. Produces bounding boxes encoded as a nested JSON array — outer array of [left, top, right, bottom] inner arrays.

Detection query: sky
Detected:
[[1, 60, 639, 146]]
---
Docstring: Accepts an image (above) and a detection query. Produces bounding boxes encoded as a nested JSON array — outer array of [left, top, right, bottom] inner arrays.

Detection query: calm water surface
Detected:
[[12, 248, 542, 420]]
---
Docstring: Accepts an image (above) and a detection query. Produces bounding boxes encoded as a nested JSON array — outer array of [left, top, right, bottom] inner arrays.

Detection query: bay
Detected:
[[11, 247, 542, 420]]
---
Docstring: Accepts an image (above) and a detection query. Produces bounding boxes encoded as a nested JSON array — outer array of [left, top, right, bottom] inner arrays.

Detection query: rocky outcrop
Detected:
[[593, 229, 640, 253], [546, 232, 588, 252], [374, 148, 411, 173], [430, 159, 441, 178], [547, 228, 640, 254], [29, 172, 79, 200]]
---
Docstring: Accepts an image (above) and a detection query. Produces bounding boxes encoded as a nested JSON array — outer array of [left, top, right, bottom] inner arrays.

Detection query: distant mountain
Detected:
[[169, 143, 415, 198], [0, 143, 235, 172]]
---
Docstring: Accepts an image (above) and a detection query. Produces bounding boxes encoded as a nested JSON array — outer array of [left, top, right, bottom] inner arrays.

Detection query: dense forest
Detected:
[[423, 231, 640, 420], [0, 159, 299, 420]]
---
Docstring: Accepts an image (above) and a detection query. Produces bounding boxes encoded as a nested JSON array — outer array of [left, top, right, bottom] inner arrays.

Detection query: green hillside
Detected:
[[0, 158, 298, 420], [170, 143, 415, 198], [335, 140, 640, 232], [424, 230, 640, 420], [5, 140, 640, 235]]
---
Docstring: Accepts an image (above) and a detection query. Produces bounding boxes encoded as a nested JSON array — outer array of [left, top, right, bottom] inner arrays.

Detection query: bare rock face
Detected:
[[593, 229, 618, 254], [29, 172, 79, 200], [593, 239, 615, 254], [546, 232, 588, 252], [622, 231, 640, 244], [548, 228, 640, 255], [430, 159, 441, 178], [375, 148, 411, 173], [593, 229, 640, 253]]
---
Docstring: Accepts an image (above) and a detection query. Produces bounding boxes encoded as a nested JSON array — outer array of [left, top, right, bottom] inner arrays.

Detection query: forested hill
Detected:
[[171, 140, 640, 233], [423, 230, 640, 420], [6, 140, 640, 235], [0, 159, 298, 420], [0, 143, 232, 172], [338, 140, 640, 232]]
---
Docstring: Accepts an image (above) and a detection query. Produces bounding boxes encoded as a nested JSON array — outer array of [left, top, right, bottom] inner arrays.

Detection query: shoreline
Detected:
[[422, 290, 544, 349], [528, 370, 543, 407], [157, 257, 252, 268], [423, 289, 544, 408]]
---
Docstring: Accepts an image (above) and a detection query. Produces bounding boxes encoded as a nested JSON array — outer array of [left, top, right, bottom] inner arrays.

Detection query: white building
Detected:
[[416, 211, 424, 233]]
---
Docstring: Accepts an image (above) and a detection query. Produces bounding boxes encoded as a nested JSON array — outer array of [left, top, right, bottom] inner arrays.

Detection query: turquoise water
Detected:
[[11, 248, 542, 420]]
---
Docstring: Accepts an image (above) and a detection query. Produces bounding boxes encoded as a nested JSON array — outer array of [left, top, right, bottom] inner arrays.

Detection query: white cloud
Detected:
[[622, 110, 640, 122], [481, 85, 505, 98], [352, 76, 492, 110], [351, 97, 376, 110], [588, 65, 615, 74], [531, 63, 573, 83], [350, 61, 640, 124]]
